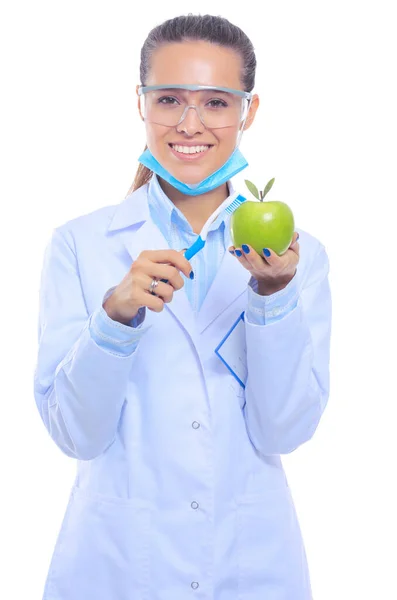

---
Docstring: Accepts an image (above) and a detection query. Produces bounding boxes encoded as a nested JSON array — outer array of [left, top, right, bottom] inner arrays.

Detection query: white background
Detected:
[[1, 1, 396, 598]]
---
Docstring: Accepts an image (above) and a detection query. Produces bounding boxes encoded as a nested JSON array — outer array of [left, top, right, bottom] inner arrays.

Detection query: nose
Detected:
[[176, 105, 206, 135]]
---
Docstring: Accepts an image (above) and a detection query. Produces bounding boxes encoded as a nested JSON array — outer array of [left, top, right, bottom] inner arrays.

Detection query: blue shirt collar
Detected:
[[147, 174, 236, 238]]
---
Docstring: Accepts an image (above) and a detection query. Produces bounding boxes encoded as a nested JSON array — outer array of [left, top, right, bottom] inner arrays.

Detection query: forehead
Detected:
[[146, 40, 243, 90]]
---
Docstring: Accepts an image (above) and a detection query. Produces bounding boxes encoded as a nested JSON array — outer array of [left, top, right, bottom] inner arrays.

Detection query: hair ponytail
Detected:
[[125, 145, 153, 197]]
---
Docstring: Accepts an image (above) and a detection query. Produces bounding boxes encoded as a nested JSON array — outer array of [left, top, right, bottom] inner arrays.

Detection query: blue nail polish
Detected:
[[235, 249, 242, 257], [242, 244, 250, 254], [296, 233, 300, 241], [263, 248, 271, 257], [229, 249, 235, 254], [190, 271, 194, 279]]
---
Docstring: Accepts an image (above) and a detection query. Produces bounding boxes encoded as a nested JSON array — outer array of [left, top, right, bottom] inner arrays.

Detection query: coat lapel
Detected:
[[107, 185, 197, 339], [196, 242, 251, 334]]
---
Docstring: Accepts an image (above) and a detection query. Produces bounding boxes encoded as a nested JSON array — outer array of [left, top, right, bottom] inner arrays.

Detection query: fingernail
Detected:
[[263, 248, 271, 257], [229, 249, 235, 254], [296, 233, 300, 241], [242, 244, 250, 254], [190, 271, 194, 279], [235, 249, 242, 257]]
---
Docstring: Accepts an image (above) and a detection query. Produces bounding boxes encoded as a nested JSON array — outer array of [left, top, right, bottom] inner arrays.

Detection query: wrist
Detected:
[[257, 281, 286, 296], [256, 273, 295, 296], [103, 298, 138, 326]]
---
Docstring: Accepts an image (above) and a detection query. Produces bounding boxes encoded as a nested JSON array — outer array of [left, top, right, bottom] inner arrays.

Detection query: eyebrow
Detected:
[[153, 88, 181, 93], [152, 87, 234, 96]]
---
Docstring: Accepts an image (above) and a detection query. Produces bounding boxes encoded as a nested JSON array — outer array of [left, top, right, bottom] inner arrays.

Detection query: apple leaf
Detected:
[[262, 177, 275, 199], [244, 179, 260, 200]]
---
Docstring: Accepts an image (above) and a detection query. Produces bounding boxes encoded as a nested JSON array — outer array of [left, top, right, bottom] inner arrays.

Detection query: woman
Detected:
[[34, 14, 332, 600]]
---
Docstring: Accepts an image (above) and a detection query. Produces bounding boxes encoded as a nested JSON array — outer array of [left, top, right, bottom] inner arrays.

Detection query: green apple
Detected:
[[230, 178, 295, 256]]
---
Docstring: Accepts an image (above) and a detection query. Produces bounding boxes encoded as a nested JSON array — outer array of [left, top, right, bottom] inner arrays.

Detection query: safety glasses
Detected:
[[138, 84, 253, 129]]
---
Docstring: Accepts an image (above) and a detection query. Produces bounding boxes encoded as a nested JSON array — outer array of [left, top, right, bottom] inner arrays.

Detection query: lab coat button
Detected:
[[191, 582, 199, 589], [192, 421, 200, 429], [191, 501, 199, 509]]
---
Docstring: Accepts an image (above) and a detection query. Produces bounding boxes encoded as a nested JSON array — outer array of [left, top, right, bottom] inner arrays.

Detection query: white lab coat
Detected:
[[34, 182, 332, 600]]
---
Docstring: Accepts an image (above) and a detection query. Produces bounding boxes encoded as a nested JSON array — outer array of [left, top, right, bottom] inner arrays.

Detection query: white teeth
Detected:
[[171, 145, 209, 154]]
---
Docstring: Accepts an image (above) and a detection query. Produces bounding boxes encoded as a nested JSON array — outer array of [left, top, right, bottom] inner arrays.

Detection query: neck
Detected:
[[158, 178, 230, 234]]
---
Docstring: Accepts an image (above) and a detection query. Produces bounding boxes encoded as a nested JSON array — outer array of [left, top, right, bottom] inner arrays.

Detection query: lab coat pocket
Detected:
[[44, 485, 152, 600], [236, 487, 312, 600]]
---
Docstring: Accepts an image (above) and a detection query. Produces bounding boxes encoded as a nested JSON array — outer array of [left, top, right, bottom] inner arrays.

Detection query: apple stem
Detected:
[[259, 191, 264, 202]]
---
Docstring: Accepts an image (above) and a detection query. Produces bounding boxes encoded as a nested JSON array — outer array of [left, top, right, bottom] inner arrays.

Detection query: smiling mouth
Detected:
[[169, 143, 213, 155]]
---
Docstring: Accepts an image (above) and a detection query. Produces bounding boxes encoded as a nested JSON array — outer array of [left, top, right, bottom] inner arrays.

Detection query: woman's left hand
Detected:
[[228, 232, 300, 295]]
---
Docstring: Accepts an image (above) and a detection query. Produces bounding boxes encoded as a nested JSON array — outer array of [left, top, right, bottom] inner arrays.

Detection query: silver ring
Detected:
[[149, 278, 159, 295]]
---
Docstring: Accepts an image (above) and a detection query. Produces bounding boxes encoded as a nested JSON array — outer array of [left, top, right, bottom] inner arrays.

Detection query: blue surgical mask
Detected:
[[138, 146, 248, 196]]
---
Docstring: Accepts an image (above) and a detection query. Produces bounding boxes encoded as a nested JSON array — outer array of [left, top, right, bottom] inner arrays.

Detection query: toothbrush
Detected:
[[158, 192, 246, 286], [184, 192, 246, 260]]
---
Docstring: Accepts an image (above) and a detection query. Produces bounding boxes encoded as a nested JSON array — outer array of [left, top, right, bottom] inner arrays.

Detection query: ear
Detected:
[[243, 94, 260, 131]]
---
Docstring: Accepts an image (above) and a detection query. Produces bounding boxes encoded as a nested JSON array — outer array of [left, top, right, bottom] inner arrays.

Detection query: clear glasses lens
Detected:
[[141, 88, 248, 129]]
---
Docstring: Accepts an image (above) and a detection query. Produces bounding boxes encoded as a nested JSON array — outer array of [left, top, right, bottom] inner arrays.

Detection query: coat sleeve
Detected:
[[33, 228, 150, 461], [243, 242, 332, 456]]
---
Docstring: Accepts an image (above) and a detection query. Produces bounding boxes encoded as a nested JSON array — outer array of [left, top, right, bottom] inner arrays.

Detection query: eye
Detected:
[[207, 98, 228, 108], [158, 96, 180, 105]]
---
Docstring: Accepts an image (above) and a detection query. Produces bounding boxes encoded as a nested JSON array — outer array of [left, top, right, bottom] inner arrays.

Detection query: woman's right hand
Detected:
[[103, 250, 193, 325]]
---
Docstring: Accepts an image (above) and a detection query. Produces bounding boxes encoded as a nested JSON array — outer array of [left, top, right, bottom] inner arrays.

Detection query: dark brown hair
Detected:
[[126, 14, 257, 196]]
